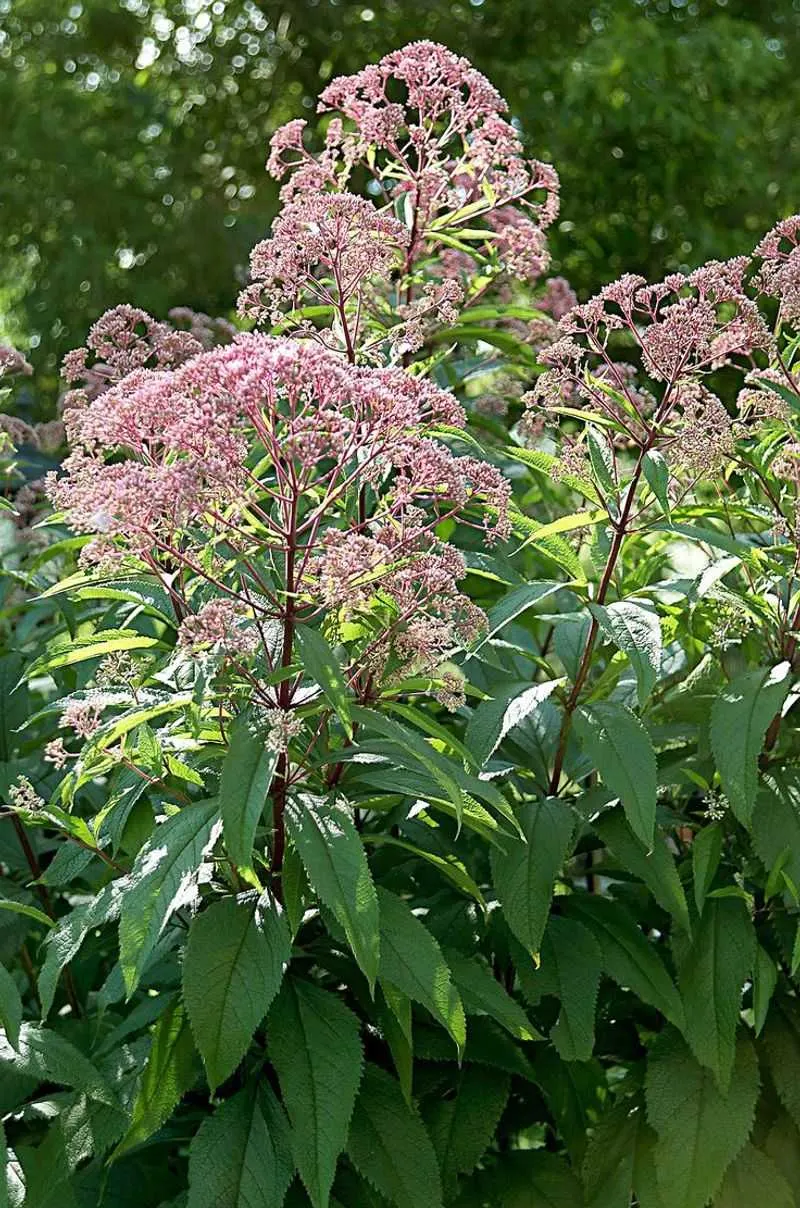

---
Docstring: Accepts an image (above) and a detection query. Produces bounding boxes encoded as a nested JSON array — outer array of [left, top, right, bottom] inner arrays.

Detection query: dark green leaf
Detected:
[[221, 713, 277, 872], [490, 797, 574, 955], [710, 663, 792, 825], [113, 998, 197, 1157], [575, 703, 657, 846]]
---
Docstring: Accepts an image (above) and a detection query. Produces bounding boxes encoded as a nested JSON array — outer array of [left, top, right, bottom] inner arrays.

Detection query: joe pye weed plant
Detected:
[[4, 39, 800, 1208]]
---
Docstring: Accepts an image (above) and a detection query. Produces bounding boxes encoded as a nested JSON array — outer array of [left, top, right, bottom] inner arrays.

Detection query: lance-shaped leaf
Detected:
[[761, 996, 800, 1129], [347, 1064, 443, 1208], [714, 1143, 794, 1208], [24, 628, 164, 678], [113, 998, 197, 1157], [423, 1066, 510, 1197], [710, 662, 792, 824], [267, 977, 363, 1208], [0, 965, 22, 1049], [286, 794, 379, 991], [589, 600, 662, 705], [119, 799, 220, 997], [522, 916, 602, 1062], [376, 888, 465, 1055], [446, 950, 541, 1041], [574, 703, 657, 847], [183, 893, 290, 1092], [220, 712, 278, 872], [643, 448, 670, 514], [295, 627, 353, 737], [490, 797, 574, 956], [564, 895, 684, 1029], [187, 1082, 294, 1208], [0, 1024, 115, 1106], [594, 806, 690, 932], [39, 879, 125, 1018], [466, 581, 564, 656], [465, 679, 563, 768], [692, 823, 723, 915], [582, 1100, 643, 1208], [678, 896, 755, 1090], [645, 1031, 760, 1208]]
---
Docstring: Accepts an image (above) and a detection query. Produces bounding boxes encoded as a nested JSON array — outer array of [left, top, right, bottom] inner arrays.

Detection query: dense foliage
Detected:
[[3, 31, 800, 1208], [4, 0, 800, 396]]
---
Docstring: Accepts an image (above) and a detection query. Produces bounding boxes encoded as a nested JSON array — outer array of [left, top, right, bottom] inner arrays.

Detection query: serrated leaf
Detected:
[[377, 888, 465, 1054], [183, 893, 290, 1092], [575, 703, 657, 846], [187, 1081, 294, 1208], [692, 823, 723, 915], [347, 1064, 443, 1208], [643, 449, 670, 515], [761, 996, 800, 1129], [678, 896, 755, 1089], [286, 794, 379, 991], [296, 628, 353, 737], [467, 1150, 584, 1206], [564, 896, 684, 1028], [0, 1024, 115, 1105], [582, 1100, 642, 1208], [589, 600, 662, 705], [39, 880, 124, 1018], [465, 679, 562, 768], [267, 976, 363, 1208], [490, 797, 574, 956], [594, 807, 690, 932], [423, 1065, 509, 1196], [119, 799, 220, 997], [221, 712, 278, 872], [24, 629, 163, 678], [522, 916, 602, 1062], [0, 965, 22, 1048], [752, 945, 777, 1037], [445, 950, 541, 1040], [466, 582, 564, 656], [113, 997, 196, 1157], [586, 425, 616, 495], [753, 776, 800, 894], [645, 1030, 760, 1208], [713, 1143, 794, 1208], [710, 663, 792, 824]]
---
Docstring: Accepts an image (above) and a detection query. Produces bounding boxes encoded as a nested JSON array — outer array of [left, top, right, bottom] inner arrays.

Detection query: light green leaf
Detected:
[[589, 600, 662, 705], [0, 965, 22, 1049], [423, 1066, 510, 1197], [187, 1082, 294, 1208], [445, 951, 541, 1040], [183, 893, 290, 1092], [490, 797, 574, 956], [575, 702, 657, 846], [377, 888, 465, 1055], [296, 628, 353, 737], [119, 799, 219, 997], [113, 998, 197, 1158], [286, 794, 379, 991], [643, 449, 670, 515], [645, 1031, 760, 1208], [347, 1064, 443, 1208], [564, 896, 684, 1029], [221, 712, 278, 872], [710, 663, 792, 824], [467, 581, 564, 656], [586, 425, 616, 495], [25, 629, 164, 678], [594, 807, 690, 932], [267, 976, 363, 1208], [713, 1143, 794, 1208], [0, 900, 53, 929], [678, 897, 755, 1090], [465, 679, 563, 768]]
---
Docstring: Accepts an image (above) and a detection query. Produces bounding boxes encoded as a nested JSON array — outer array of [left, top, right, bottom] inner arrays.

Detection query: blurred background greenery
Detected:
[[2, 0, 799, 400]]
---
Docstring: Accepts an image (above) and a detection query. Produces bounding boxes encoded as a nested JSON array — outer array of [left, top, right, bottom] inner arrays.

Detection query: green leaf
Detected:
[[522, 916, 602, 1062], [713, 1143, 794, 1208], [490, 797, 574, 956], [39, 881, 123, 1018], [678, 897, 755, 1089], [589, 600, 662, 705], [582, 1100, 642, 1208], [0, 900, 53, 929], [752, 945, 777, 1036], [423, 1066, 510, 1196], [586, 425, 616, 495], [2, 1120, 25, 1208], [466, 582, 564, 656], [445, 950, 541, 1040], [710, 663, 792, 824], [113, 998, 197, 1158], [0, 1024, 115, 1106], [564, 896, 684, 1029], [692, 823, 723, 915], [645, 1031, 760, 1208], [761, 996, 800, 1130], [574, 703, 657, 846], [182, 893, 290, 1092], [465, 679, 563, 768], [377, 887, 466, 1055], [753, 776, 800, 895], [286, 794, 379, 992], [594, 806, 691, 932], [347, 1064, 443, 1208], [296, 628, 353, 738], [220, 712, 278, 872], [643, 449, 670, 515], [187, 1082, 294, 1208], [119, 799, 219, 997], [468, 1150, 584, 1206], [0, 965, 22, 1048], [267, 976, 363, 1208], [24, 629, 164, 678]]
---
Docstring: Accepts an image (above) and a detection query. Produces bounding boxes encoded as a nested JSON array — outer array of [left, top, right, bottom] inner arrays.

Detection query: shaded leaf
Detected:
[[710, 663, 792, 825]]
